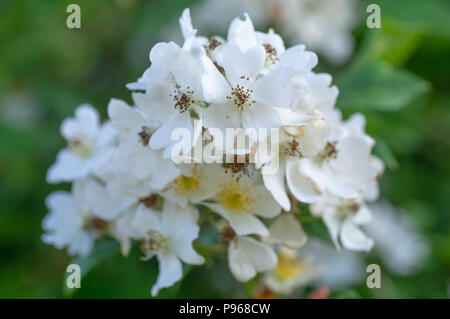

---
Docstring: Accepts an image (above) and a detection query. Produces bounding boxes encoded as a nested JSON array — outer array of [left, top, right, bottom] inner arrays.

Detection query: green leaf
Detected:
[[370, 0, 450, 39], [336, 61, 429, 112], [62, 238, 120, 297], [373, 137, 398, 171], [355, 18, 424, 67]]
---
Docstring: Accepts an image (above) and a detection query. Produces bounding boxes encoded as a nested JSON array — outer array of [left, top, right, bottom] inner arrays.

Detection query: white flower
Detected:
[[42, 191, 94, 257], [42, 178, 134, 256], [107, 98, 180, 190], [204, 173, 281, 237], [293, 112, 381, 200], [273, 0, 358, 64], [228, 236, 277, 282], [161, 163, 226, 207], [299, 237, 365, 290], [130, 200, 204, 296], [47, 104, 116, 183], [203, 14, 304, 142], [365, 201, 429, 275], [310, 193, 374, 252], [257, 125, 326, 211], [128, 10, 227, 158], [263, 247, 320, 295]]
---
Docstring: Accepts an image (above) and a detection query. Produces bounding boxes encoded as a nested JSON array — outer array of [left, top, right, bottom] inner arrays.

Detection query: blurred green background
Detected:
[[0, 0, 449, 298]]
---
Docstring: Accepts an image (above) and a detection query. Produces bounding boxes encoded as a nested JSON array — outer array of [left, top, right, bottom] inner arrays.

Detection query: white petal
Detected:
[[61, 104, 99, 140], [200, 56, 230, 103], [203, 103, 242, 133], [107, 98, 146, 134], [206, 204, 268, 237], [256, 29, 285, 54], [279, 45, 318, 72], [152, 251, 183, 296], [242, 104, 281, 134], [262, 160, 290, 211], [340, 220, 374, 252], [323, 210, 342, 250], [227, 13, 257, 52], [179, 8, 196, 40], [131, 205, 162, 236], [46, 149, 89, 183], [286, 160, 321, 203], [265, 213, 307, 249], [171, 49, 203, 95], [222, 43, 265, 85], [149, 111, 192, 150], [254, 66, 299, 108], [82, 179, 135, 221], [149, 151, 180, 190], [145, 81, 176, 124], [228, 236, 277, 282], [249, 184, 282, 218]]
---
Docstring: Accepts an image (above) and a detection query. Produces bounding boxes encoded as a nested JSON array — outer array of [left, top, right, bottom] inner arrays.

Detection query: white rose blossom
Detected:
[[42, 9, 383, 296]]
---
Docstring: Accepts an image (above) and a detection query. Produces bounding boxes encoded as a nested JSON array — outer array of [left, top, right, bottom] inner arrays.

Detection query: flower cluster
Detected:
[[43, 9, 382, 296]]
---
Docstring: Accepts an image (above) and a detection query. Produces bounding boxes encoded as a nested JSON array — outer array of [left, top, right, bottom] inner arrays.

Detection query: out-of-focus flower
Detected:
[[42, 178, 134, 256], [130, 200, 204, 296], [185, 0, 358, 64], [365, 201, 429, 276], [47, 105, 116, 183], [299, 237, 366, 290], [272, 0, 358, 64], [263, 247, 320, 295]]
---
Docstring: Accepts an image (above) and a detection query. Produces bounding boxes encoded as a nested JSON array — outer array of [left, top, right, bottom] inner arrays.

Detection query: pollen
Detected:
[[319, 141, 338, 160], [171, 84, 195, 113], [84, 217, 109, 235], [274, 253, 304, 281], [217, 181, 256, 214], [263, 43, 279, 67], [338, 199, 361, 220], [173, 173, 201, 195], [138, 126, 153, 146], [224, 155, 252, 180], [140, 193, 162, 209], [227, 79, 254, 110], [281, 138, 303, 157], [140, 230, 168, 261], [68, 137, 92, 158], [213, 61, 225, 75], [205, 38, 222, 52]]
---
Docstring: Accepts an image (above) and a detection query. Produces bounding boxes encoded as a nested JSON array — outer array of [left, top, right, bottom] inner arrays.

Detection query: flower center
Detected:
[[227, 78, 254, 111], [204, 38, 222, 55], [140, 194, 162, 209], [274, 254, 304, 281], [140, 230, 168, 261], [68, 137, 92, 157], [319, 141, 338, 161], [224, 155, 252, 180], [263, 43, 278, 67], [338, 200, 361, 220], [217, 182, 255, 213], [138, 126, 153, 146], [83, 217, 109, 235], [173, 174, 200, 195], [281, 138, 303, 157], [171, 84, 195, 113]]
